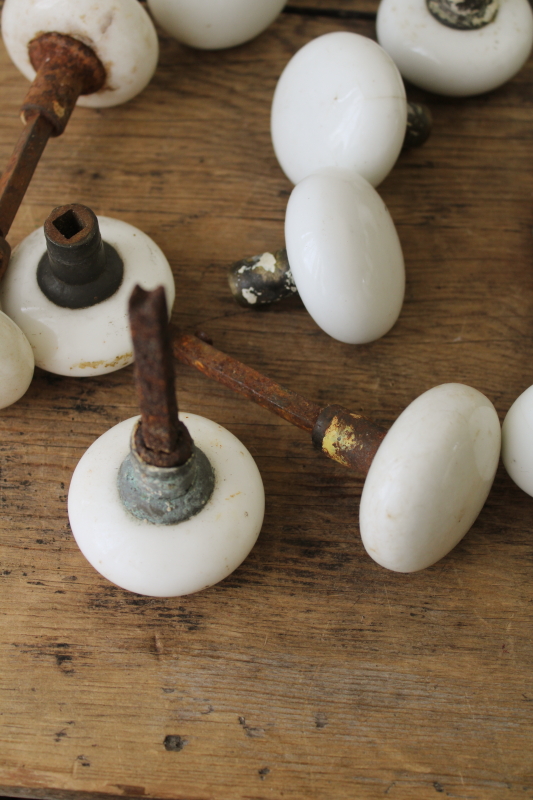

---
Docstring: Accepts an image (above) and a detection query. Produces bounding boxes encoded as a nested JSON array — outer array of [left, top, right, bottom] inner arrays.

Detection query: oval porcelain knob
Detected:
[[147, 0, 286, 50], [1, 0, 159, 107], [377, 0, 533, 97], [271, 31, 407, 188], [284, 169, 405, 344], [0, 207, 175, 377], [172, 335, 504, 572], [68, 413, 265, 597], [0, 309, 34, 410], [359, 383, 501, 572], [501, 385, 533, 497]]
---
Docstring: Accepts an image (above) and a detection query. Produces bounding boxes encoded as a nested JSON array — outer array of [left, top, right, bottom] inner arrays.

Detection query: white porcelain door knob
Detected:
[[0, 310, 34, 410], [285, 169, 405, 344], [0, 216, 175, 377], [377, 0, 533, 97], [360, 384, 501, 572], [68, 414, 265, 597], [147, 0, 286, 50], [502, 385, 533, 497], [271, 31, 407, 188], [1, 0, 159, 107]]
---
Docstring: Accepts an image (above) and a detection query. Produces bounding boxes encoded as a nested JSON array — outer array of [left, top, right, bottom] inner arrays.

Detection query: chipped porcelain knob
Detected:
[[377, 0, 533, 97], [271, 32, 407, 188], [1, 0, 159, 107], [69, 413, 265, 596], [0, 206, 175, 377], [147, 0, 286, 49], [501, 385, 533, 496], [0, 309, 34, 410], [360, 384, 501, 572], [285, 169, 405, 344]]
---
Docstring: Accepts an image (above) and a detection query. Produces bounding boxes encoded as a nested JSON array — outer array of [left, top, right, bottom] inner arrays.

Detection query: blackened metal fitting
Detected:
[[37, 204, 123, 308], [403, 102, 433, 150], [426, 0, 498, 29], [228, 248, 297, 307]]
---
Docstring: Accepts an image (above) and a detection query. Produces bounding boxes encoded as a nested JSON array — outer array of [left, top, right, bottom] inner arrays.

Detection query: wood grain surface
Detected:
[[0, 4, 532, 800]]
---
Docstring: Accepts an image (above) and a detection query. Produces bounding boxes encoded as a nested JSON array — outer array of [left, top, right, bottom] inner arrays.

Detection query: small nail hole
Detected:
[[53, 209, 85, 240], [163, 735, 187, 752]]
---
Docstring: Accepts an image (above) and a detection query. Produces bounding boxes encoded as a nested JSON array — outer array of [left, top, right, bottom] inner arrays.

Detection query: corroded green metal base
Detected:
[[118, 424, 215, 526]]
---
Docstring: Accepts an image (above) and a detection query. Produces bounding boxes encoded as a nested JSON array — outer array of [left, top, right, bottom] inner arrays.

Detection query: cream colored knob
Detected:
[[377, 0, 533, 97], [0, 310, 34, 410], [271, 31, 407, 188], [360, 384, 501, 572], [2, 0, 159, 107], [285, 169, 405, 344], [1, 213, 175, 377], [68, 414, 265, 597], [502, 386, 533, 497], [147, 0, 286, 49]]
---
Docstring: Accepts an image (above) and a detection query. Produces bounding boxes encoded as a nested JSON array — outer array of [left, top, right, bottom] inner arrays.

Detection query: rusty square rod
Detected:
[[171, 326, 387, 476], [0, 33, 106, 280], [129, 286, 193, 469]]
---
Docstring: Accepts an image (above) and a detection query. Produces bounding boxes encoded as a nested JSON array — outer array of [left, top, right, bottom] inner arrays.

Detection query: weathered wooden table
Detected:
[[1, 2, 532, 798]]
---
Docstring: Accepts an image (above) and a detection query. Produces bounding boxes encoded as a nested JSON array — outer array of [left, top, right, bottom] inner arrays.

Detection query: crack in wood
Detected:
[[283, 5, 377, 20]]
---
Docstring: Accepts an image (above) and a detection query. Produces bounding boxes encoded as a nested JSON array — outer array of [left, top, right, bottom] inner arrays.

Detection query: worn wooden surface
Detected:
[[1, 4, 533, 800]]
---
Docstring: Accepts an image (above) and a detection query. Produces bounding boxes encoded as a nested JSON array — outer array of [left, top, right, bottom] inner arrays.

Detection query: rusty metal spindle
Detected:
[[0, 114, 52, 241], [129, 287, 193, 468], [171, 328, 320, 432], [0, 33, 106, 280], [171, 327, 387, 476]]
